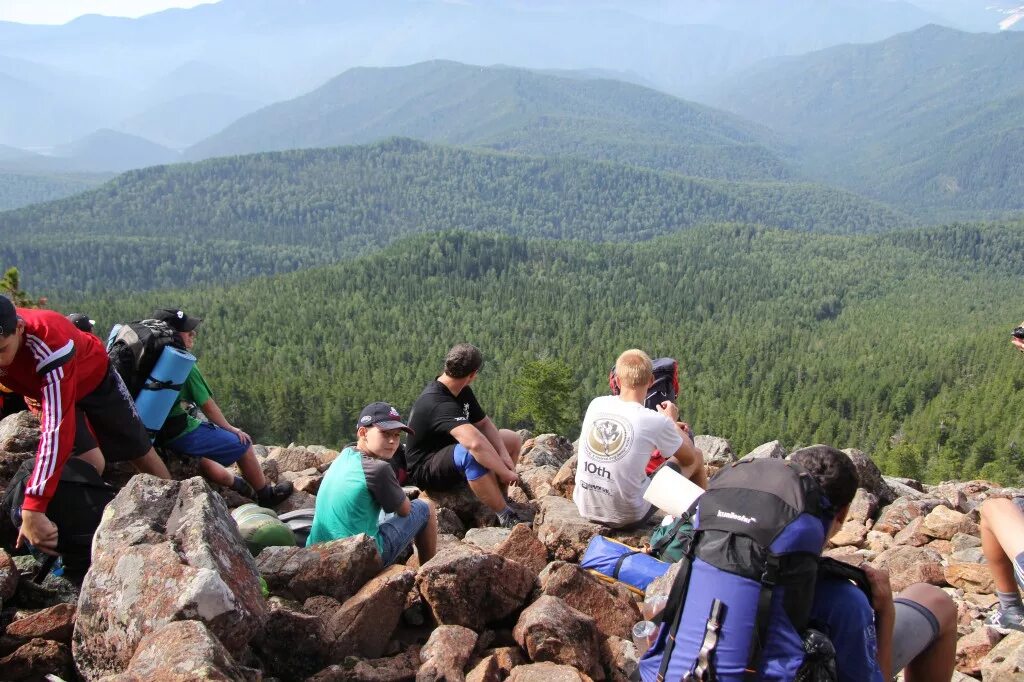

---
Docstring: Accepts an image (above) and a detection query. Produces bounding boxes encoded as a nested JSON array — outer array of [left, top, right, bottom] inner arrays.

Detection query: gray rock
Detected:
[[256, 534, 382, 603], [534, 495, 604, 563], [464, 527, 513, 551], [694, 435, 734, 466], [417, 624, 478, 682], [72, 476, 268, 679], [741, 440, 787, 461], [513, 595, 602, 679], [111, 620, 260, 681], [520, 435, 574, 469], [0, 411, 40, 453]]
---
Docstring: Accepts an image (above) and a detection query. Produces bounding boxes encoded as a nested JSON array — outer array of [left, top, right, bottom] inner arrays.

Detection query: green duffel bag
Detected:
[[648, 512, 694, 563], [232, 505, 296, 556]]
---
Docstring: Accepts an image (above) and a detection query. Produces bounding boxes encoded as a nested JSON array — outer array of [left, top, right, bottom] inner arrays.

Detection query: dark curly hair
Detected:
[[789, 444, 859, 511], [443, 343, 483, 379]]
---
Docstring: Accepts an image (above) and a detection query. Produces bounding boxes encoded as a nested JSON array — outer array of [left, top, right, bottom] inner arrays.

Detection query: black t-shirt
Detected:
[[405, 379, 486, 473]]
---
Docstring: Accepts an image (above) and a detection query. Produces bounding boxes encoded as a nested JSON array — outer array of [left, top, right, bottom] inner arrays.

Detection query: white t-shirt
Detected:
[[573, 395, 684, 527]]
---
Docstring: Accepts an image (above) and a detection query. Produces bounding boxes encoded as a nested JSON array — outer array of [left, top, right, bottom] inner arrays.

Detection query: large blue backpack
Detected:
[[638, 459, 835, 682]]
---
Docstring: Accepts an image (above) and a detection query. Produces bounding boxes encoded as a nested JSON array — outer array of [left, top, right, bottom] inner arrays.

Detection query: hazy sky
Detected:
[[0, 0, 220, 25]]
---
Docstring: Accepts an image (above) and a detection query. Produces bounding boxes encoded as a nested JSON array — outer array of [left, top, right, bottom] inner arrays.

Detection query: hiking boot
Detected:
[[257, 481, 294, 508], [497, 508, 531, 529], [230, 476, 257, 500], [986, 606, 1024, 634]]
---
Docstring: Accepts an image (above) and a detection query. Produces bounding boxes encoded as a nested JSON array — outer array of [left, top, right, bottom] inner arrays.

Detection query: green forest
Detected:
[[38, 221, 1024, 487], [0, 139, 906, 294]]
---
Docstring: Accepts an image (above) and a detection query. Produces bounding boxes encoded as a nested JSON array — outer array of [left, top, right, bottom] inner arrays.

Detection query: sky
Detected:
[[0, 0, 220, 25]]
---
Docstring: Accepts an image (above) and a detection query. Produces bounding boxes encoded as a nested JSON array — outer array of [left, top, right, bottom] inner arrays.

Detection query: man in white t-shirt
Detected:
[[574, 349, 706, 528]]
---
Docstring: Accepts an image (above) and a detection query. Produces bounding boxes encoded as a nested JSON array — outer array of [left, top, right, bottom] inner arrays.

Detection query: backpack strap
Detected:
[[818, 557, 872, 602], [651, 512, 692, 558], [654, 532, 699, 682], [685, 598, 725, 682], [744, 553, 781, 680]]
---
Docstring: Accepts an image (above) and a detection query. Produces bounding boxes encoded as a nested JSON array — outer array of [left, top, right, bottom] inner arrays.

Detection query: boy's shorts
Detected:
[[77, 367, 152, 462], [411, 444, 490, 488], [891, 596, 942, 674], [165, 422, 248, 465], [377, 498, 430, 566]]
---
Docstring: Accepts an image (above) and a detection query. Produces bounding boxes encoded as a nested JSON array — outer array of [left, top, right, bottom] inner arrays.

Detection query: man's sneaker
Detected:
[[986, 606, 1024, 634], [497, 508, 531, 529], [257, 481, 294, 508]]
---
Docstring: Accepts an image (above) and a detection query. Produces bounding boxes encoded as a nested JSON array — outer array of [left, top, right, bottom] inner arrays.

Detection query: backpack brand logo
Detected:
[[717, 510, 757, 524]]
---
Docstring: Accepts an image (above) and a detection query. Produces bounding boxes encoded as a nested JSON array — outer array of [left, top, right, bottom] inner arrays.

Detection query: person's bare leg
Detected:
[[131, 447, 171, 479], [76, 447, 105, 476], [415, 499, 438, 564], [468, 472, 507, 512], [198, 457, 234, 486], [676, 447, 708, 489], [899, 583, 956, 682], [981, 498, 1024, 594], [499, 429, 522, 497], [236, 448, 268, 490]]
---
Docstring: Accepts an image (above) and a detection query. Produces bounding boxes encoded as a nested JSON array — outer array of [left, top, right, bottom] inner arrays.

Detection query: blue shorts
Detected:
[[452, 444, 490, 481], [165, 422, 249, 465], [378, 498, 430, 566]]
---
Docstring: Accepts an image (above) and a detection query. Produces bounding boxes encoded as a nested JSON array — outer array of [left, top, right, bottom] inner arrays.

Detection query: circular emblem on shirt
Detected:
[[585, 415, 632, 462]]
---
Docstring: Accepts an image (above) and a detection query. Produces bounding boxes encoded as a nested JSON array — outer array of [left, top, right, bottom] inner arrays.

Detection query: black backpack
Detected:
[[107, 320, 186, 397], [609, 357, 679, 409], [1, 457, 117, 581]]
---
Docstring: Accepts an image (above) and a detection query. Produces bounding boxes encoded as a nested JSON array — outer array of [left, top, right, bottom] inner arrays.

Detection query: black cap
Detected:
[[67, 313, 95, 333], [152, 308, 202, 333], [0, 297, 17, 336], [356, 402, 414, 434]]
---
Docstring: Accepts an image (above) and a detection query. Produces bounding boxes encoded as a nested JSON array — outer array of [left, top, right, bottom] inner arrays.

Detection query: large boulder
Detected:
[[4, 602, 75, 645], [494, 524, 550, 577], [842, 449, 897, 504], [256, 535, 382, 603], [0, 637, 72, 680], [309, 645, 421, 682], [981, 630, 1024, 680], [518, 465, 559, 500], [534, 496, 604, 563], [417, 624, 478, 682], [104, 620, 260, 681], [507, 662, 595, 681], [73, 476, 268, 680], [422, 484, 496, 529], [0, 548, 18, 602], [416, 542, 535, 630], [741, 440, 786, 461], [520, 435, 575, 469], [329, 564, 416, 660], [871, 545, 945, 592], [251, 601, 329, 679], [0, 411, 40, 452], [551, 454, 577, 500], [537, 562, 640, 641], [513, 595, 602, 680], [267, 445, 322, 473], [694, 436, 733, 467]]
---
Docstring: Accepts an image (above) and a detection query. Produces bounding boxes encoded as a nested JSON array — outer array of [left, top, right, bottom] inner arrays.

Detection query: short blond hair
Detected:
[[615, 349, 653, 389]]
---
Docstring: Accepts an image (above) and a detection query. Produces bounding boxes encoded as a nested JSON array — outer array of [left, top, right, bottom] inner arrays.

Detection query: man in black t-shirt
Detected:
[[406, 343, 527, 527]]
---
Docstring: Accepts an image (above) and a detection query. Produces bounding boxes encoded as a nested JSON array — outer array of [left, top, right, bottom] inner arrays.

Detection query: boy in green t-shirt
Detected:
[[308, 402, 437, 567], [152, 308, 292, 508]]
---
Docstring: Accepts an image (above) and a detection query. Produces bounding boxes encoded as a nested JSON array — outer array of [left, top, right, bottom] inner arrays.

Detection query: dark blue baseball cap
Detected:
[[357, 402, 414, 434]]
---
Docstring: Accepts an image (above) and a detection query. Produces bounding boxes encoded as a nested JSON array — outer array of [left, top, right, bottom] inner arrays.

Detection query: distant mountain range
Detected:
[[713, 25, 1024, 213], [187, 61, 792, 182]]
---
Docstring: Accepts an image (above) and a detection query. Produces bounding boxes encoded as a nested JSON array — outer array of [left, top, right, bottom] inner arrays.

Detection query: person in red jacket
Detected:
[[0, 297, 171, 554]]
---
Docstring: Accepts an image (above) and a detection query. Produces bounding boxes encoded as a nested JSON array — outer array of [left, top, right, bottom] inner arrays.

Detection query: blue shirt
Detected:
[[809, 576, 884, 682]]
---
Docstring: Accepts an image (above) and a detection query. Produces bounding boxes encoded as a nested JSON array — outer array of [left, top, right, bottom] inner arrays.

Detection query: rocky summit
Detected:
[[0, 418, 1019, 680]]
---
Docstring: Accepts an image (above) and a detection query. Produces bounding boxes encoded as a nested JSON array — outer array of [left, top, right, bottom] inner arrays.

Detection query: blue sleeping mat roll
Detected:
[[135, 346, 196, 433]]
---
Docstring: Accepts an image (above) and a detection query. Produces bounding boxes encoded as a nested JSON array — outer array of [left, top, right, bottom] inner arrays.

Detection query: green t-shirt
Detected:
[[160, 364, 213, 442], [306, 446, 406, 555]]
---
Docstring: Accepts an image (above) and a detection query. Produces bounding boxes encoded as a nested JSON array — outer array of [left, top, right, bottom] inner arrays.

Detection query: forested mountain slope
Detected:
[[712, 25, 1024, 214], [0, 172, 109, 211], [65, 222, 1024, 485], [187, 61, 791, 182], [0, 139, 905, 294]]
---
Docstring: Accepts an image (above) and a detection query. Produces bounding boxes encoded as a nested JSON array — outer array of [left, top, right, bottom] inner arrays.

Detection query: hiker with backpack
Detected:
[[308, 402, 437, 566], [0, 296, 171, 556], [574, 349, 705, 529], [405, 343, 528, 528], [639, 445, 955, 681], [147, 308, 292, 508]]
